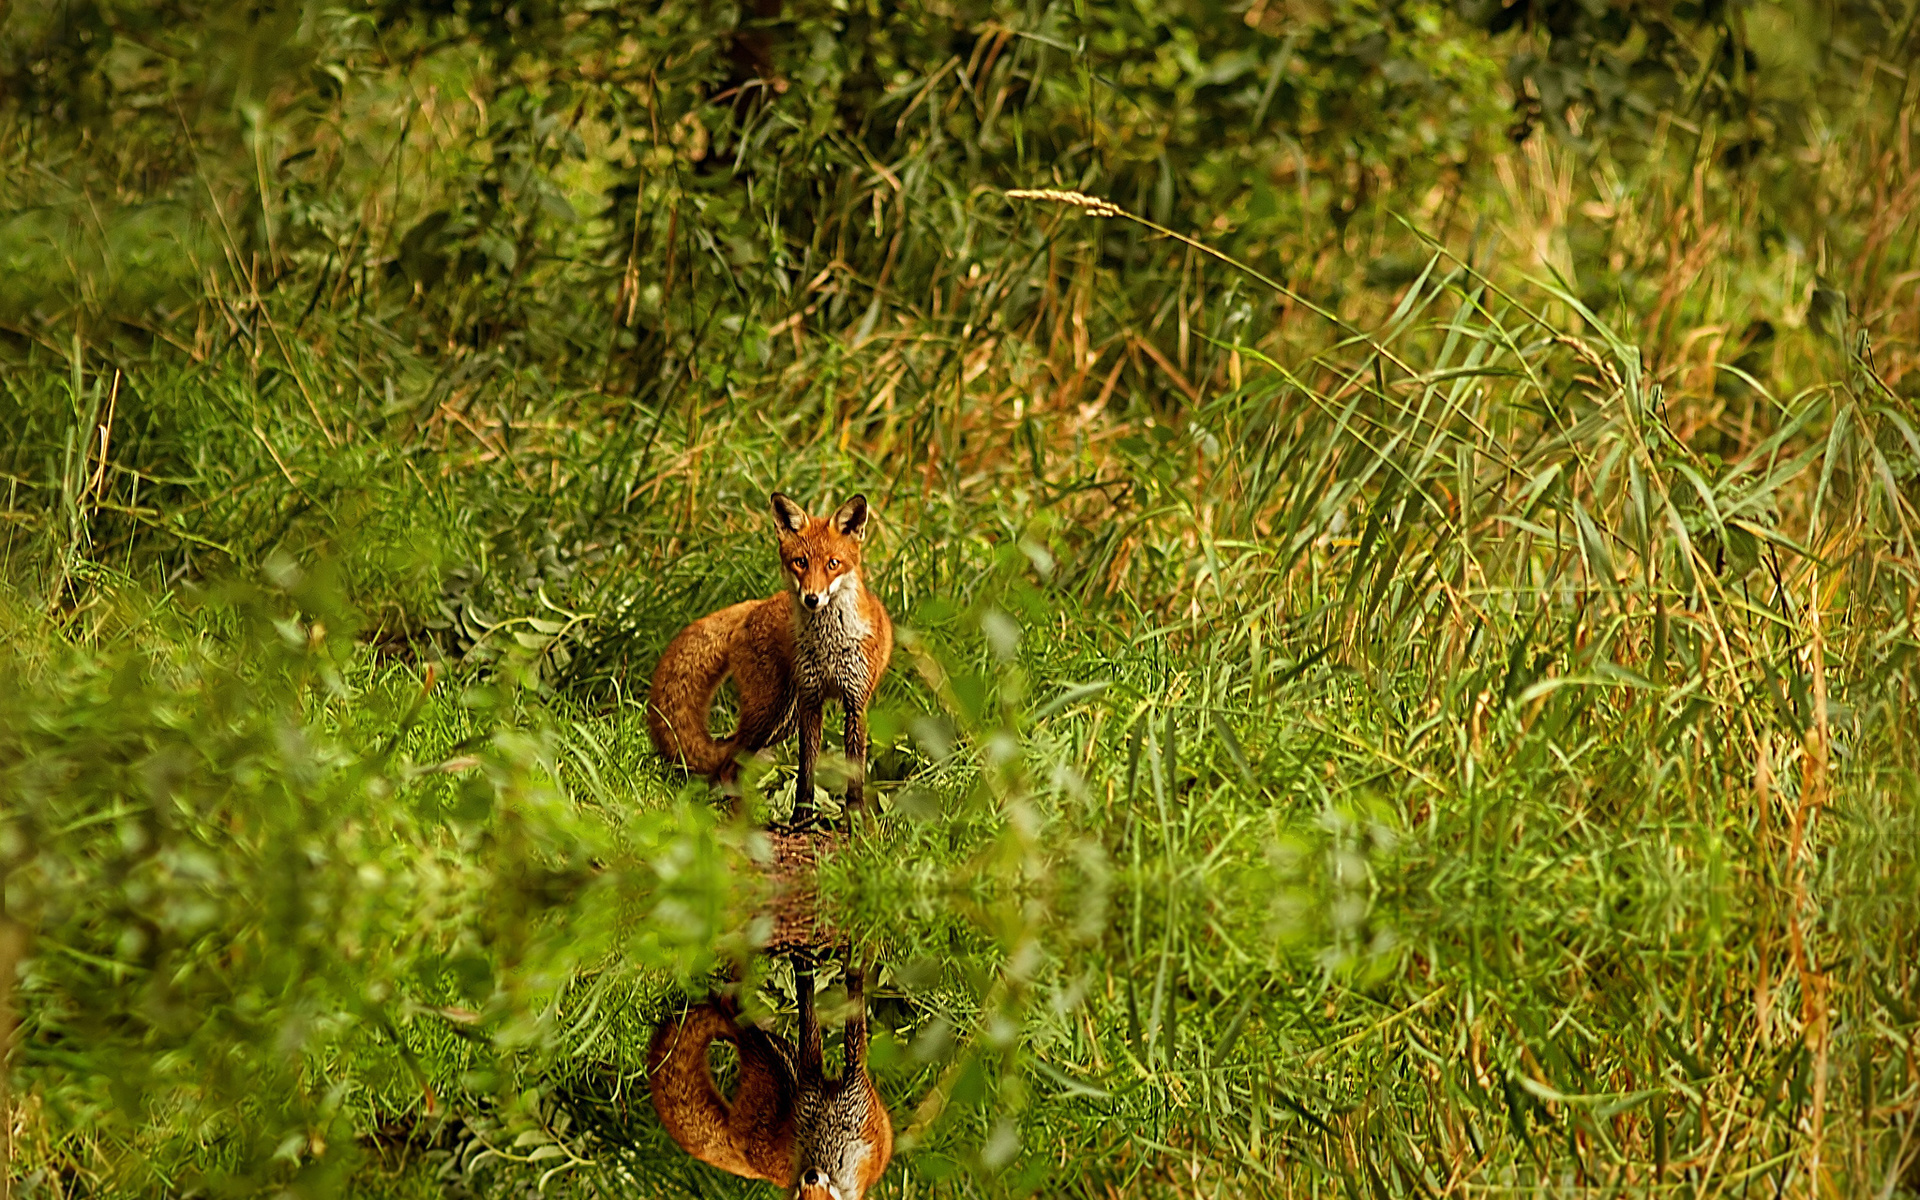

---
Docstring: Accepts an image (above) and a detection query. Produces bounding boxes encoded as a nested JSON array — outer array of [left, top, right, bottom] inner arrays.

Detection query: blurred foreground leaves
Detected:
[[0, 562, 744, 1192]]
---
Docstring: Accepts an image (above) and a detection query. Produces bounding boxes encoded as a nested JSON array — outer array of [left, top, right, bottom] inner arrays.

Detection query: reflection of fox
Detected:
[[647, 965, 894, 1199], [646, 493, 893, 817]]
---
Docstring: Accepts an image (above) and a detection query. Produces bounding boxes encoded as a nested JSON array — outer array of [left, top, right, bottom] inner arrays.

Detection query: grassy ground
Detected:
[[4, 1, 1920, 1196]]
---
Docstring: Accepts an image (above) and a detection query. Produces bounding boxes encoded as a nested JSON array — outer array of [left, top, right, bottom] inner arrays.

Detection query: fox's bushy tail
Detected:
[[647, 1005, 744, 1173], [647, 1001, 792, 1181], [647, 603, 754, 777]]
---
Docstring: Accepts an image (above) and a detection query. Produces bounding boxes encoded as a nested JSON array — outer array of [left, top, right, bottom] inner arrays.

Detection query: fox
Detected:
[[647, 492, 894, 821], [647, 962, 894, 1199]]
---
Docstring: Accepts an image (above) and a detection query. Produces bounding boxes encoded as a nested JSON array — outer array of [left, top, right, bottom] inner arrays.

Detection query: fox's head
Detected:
[[791, 1081, 892, 1200], [770, 493, 870, 613]]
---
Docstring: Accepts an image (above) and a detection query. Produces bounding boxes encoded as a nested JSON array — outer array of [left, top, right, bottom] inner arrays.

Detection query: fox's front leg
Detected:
[[844, 959, 869, 1068], [795, 959, 823, 1078], [795, 694, 824, 825], [842, 699, 869, 817]]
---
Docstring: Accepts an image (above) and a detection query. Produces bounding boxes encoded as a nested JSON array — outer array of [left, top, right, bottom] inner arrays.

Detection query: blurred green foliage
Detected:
[[0, 569, 746, 1192], [2, 0, 1918, 1196]]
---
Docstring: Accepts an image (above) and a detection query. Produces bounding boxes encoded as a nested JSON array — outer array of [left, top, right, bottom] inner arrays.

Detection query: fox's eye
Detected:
[[793, 557, 807, 570], [828, 558, 841, 569]]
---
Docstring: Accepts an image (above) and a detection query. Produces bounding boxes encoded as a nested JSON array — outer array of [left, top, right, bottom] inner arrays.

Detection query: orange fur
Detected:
[[647, 494, 893, 816], [648, 967, 893, 1198], [646, 999, 799, 1183]]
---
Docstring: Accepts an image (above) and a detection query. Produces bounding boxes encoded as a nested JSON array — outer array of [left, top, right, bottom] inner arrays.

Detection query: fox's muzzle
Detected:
[[797, 1168, 842, 1200]]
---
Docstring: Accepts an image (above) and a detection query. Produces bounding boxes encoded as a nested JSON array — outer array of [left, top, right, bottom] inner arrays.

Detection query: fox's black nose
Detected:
[[802, 1168, 828, 1186], [803, 593, 823, 609]]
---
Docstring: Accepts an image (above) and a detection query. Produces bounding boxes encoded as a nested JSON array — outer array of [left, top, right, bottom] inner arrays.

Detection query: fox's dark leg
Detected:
[[842, 699, 869, 819], [795, 692, 823, 825], [714, 757, 743, 810], [795, 959, 822, 1081], [728, 1015, 800, 1152], [844, 958, 869, 1069], [729, 686, 791, 818]]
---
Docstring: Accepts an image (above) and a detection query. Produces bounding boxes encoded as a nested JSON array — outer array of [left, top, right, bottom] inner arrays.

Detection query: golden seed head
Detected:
[[1005, 188, 1125, 218]]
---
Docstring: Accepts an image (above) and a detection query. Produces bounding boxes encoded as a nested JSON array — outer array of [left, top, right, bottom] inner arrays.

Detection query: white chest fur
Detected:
[[793, 572, 873, 701]]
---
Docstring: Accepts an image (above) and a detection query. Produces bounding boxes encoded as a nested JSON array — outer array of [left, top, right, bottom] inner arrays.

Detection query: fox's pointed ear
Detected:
[[832, 494, 870, 540], [771, 492, 810, 533]]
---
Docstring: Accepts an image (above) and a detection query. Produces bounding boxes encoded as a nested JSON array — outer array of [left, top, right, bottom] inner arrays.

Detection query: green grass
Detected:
[[6, 264, 1916, 1194], [4, 1, 1920, 1195]]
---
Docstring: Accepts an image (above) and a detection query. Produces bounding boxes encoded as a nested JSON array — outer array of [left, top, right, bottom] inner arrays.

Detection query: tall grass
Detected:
[[3, 0, 1919, 1196]]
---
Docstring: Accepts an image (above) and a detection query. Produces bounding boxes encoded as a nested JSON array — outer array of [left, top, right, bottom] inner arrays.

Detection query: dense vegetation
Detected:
[[2, 0, 1917, 1195]]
